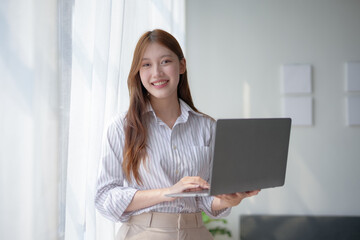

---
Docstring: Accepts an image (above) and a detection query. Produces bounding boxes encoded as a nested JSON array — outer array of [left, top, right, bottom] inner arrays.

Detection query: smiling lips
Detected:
[[152, 80, 169, 88]]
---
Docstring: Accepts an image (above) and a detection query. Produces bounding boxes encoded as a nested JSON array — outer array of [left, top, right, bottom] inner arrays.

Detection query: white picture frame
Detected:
[[282, 96, 313, 126], [346, 96, 360, 126], [345, 61, 360, 92], [282, 64, 312, 94]]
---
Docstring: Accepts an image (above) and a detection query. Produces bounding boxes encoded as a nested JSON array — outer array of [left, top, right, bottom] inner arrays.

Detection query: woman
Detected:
[[95, 29, 260, 240]]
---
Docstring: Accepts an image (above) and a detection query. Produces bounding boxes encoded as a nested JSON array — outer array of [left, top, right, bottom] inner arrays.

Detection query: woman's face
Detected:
[[139, 42, 185, 102]]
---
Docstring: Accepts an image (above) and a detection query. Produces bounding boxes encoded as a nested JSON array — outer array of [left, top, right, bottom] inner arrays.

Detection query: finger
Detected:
[[247, 190, 260, 196], [186, 182, 208, 189], [184, 187, 204, 192], [217, 193, 238, 200], [182, 176, 205, 182], [181, 183, 204, 192], [181, 177, 210, 189], [239, 190, 259, 198], [235, 192, 247, 198]]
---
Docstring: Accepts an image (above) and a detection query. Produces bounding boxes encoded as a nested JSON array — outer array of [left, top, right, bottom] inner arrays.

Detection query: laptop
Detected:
[[165, 118, 292, 197]]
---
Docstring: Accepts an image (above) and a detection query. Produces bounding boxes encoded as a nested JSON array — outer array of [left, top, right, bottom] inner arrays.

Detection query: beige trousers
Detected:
[[116, 212, 214, 240]]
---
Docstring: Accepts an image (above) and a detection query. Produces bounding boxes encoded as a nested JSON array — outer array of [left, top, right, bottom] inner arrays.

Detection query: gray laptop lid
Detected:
[[165, 118, 291, 198], [209, 118, 291, 196]]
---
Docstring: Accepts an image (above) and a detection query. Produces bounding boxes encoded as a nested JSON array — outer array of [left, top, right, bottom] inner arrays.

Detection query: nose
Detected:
[[152, 64, 162, 77]]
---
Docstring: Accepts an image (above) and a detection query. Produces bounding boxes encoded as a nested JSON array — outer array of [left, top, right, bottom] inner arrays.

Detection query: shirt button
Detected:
[[173, 145, 177, 150], [176, 170, 179, 174]]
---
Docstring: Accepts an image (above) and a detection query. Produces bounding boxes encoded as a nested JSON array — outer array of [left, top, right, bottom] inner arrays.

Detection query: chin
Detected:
[[150, 93, 178, 101]]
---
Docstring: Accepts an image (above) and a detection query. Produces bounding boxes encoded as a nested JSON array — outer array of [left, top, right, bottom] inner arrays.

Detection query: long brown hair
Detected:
[[123, 29, 200, 184]]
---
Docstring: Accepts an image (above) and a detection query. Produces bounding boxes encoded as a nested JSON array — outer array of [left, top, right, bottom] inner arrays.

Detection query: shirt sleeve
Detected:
[[197, 196, 231, 218], [94, 117, 138, 222], [197, 118, 231, 218]]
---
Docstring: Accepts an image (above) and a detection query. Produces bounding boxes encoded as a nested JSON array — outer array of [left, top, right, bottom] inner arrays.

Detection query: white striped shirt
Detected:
[[95, 99, 231, 222]]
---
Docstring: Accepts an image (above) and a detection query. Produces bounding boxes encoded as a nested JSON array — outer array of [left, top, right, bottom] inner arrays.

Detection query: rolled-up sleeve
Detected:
[[94, 117, 138, 222], [198, 196, 231, 218]]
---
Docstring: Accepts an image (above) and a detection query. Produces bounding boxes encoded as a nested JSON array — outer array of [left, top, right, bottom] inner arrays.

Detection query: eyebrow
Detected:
[[141, 54, 174, 60]]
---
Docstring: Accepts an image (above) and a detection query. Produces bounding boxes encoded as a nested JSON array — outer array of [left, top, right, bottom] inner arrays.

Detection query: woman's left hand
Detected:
[[213, 190, 261, 209]]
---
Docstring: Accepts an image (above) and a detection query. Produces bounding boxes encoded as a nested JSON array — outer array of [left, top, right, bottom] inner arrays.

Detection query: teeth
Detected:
[[153, 81, 167, 86]]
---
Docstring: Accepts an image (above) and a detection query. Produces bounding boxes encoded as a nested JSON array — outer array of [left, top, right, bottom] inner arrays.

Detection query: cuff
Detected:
[[198, 196, 231, 219]]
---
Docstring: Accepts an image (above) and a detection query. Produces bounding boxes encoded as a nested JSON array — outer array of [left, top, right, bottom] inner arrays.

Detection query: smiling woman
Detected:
[[94, 29, 260, 240]]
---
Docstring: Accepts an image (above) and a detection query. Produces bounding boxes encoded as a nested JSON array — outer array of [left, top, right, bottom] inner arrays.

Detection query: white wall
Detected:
[[186, 0, 360, 239]]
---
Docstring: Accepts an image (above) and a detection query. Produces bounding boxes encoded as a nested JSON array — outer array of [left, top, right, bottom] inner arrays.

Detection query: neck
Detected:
[[150, 96, 181, 129]]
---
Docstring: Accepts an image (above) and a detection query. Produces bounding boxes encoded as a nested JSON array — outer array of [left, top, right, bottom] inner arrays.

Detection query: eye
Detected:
[[141, 63, 151, 68], [161, 59, 171, 65]]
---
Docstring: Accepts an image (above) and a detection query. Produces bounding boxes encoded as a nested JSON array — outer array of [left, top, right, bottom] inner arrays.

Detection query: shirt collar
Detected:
[[178, 98, 203, 123], [144, 98, 203, 124], [144, 102, 158, 122]]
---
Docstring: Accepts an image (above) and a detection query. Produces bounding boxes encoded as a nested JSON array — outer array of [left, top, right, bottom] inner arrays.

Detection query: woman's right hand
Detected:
[[164, 176, 210, 200], [126, 177, 210, 211]]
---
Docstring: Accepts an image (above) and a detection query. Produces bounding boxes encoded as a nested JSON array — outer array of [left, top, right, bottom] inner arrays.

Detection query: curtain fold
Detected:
[[0, 0, 185, 239], [0, 0, 59, 239], [64, 1, 185, 240]]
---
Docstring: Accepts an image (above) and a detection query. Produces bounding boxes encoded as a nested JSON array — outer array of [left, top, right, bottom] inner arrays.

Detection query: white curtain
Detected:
[[0, 0, 59, 239], [64, 1, 186, 240]]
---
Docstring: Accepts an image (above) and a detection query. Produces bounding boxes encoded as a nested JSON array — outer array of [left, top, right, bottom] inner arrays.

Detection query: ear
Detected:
[[179, 58, 186, 74]]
